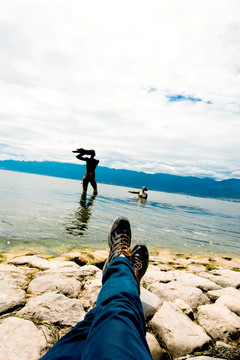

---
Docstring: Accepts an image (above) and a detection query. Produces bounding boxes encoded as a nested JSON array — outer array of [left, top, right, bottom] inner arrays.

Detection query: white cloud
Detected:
[[0, 0, 240, 179]]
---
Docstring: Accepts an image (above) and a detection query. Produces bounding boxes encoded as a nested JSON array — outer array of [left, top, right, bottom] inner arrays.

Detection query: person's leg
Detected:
[[82, 174, 89, 195], [89, 177, 98, 195], [40, 217, 152, 360], [39, 308, 96, 360], [82, 219, 152, 360]]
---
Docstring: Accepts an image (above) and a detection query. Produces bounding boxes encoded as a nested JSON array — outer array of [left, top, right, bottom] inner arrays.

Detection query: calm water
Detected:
[[0, 170, 240, 255]]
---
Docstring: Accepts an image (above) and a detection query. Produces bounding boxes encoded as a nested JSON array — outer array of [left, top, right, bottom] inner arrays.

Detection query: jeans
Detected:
[[40, 257, 153, 360]]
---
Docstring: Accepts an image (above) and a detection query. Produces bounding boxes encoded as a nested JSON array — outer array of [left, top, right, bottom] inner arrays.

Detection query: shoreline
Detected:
[[1, 247, 240, 279]]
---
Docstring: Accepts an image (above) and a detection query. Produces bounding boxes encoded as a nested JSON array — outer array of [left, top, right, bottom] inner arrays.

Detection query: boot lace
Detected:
[[132, 256, 143, 277], [116, 234, 132, 259]]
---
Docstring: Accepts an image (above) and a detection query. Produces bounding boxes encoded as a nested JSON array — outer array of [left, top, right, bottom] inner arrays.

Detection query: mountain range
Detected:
[[0, 160, 240, 200]]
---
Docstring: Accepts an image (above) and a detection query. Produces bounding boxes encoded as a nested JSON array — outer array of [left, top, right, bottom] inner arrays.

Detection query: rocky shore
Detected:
[[1, 249, 240, 360]]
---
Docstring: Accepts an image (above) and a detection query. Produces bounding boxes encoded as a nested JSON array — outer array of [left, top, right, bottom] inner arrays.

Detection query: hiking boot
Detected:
[[132, 244, 149, 294], [102, 217, 132, 273]]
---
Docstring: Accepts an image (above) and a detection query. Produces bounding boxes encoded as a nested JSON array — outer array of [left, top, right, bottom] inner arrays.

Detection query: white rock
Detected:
[[173, 273, 221, 291], [8, 255, 54, 270], [140, 287, 162, 319], [0, 263, 29, 287], [0, 282, 25, 314], [83, 278, 102, 306], [173, 298, 193, 318], [149, 256, 178, 265], [150, 301, 211, 358], [197, 303, 240, 340], [27, 274, 81, 298], [18, 292, 85, 326], [0, 317, 47, 360], [76, 265, 102, 279], [208, 287, 240, 301], [146, 332, 163, 360], [216, 295, 240, 316], [188, 263, 206, 273], [142, 269, 174, 288], [199, 272, 240, 288], [212, 269, 240, 281], [216, 340, 232, 348], [149, 281, 210, 310], [8, 255, 79, 271], [40, 264, 101, 280], [46, 259, 80, 269]]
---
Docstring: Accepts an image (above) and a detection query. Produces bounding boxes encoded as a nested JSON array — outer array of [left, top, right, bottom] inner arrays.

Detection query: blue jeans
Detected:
[[40, 257, 152, 360]]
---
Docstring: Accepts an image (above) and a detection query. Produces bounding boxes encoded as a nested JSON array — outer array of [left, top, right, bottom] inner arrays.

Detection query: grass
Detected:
[[205, 263, 218, 271], [0, 252, 6, 263]]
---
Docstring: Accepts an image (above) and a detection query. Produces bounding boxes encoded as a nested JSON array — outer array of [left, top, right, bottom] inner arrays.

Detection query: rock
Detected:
[[207, 287, 240, 301], [82, 278, 102, 306], [150, 302, 211, 358], [27, 274, 81, 298], [143, 269, 193, 288], [142, 269, 173, 287], [140, 287, 162, 320], [144, 270, 221, 291], [0, 317, 47, 360], [199, 271, 240, 288], [216, 341, 232, 348], [8, 255, 79, 271], [0, 263, 29, 287], [63, 250, 108, 266], [91, 250, 109, 264], [216, 295, 240, 316], [146, 332, 163, 360], [18, 292, 85, 326], [0, 283, 25, 314], [76, 265, 102, 279], [211, 269, 240, 281], [172, 298, 193, 319], [188, 263, 206, 273], [149, 256, 178, 265], [197, 303, 240, 340], [40, 264, 101, 280], [8, 255, 55, 270], [149, 281, 210, 310], [173, 273, 221, 291]]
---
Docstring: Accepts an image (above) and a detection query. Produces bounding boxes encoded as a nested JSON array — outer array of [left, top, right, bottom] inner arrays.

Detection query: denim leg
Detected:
[[40, 308, 96, 360], [82, 257, 152, 360]]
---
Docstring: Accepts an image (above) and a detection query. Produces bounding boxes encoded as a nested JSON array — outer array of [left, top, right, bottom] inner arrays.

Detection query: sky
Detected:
[[0, 0, 240, 180]]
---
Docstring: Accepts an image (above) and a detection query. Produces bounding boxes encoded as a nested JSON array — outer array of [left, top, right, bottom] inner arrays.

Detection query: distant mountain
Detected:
[[1, 160, 240, 200]]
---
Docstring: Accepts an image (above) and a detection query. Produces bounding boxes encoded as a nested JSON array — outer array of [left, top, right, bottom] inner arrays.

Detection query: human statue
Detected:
[[73, 148, 99, 196], [129, 186, 148, 199]]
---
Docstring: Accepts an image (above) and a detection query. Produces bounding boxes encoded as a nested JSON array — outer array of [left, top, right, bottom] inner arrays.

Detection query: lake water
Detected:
[[0, 170, 240, 256]]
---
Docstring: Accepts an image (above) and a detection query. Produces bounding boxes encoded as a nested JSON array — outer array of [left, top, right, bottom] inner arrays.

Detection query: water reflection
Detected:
[[128, 196, 147, 207], [138, 198, 147, 206], [65, 194, 96, 236]]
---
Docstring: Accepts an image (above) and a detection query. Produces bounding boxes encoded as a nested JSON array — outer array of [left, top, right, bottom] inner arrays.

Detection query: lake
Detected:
[[0, 170, 240, 256]]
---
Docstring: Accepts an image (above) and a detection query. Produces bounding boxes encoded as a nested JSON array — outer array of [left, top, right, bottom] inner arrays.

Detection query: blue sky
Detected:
[[0, 0, 240, 180]]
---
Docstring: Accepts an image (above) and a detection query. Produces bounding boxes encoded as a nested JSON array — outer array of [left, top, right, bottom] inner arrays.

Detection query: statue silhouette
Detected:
[[73, 148, 99, 196]]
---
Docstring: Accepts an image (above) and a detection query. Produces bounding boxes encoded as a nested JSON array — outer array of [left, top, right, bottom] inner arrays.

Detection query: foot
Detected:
[[102, 217, 132, 273], [131, 244, 149, 294]]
